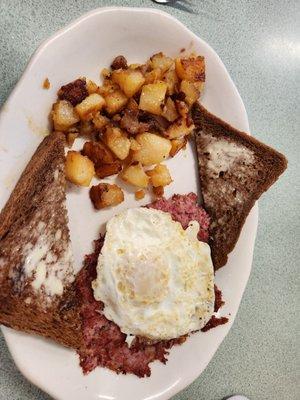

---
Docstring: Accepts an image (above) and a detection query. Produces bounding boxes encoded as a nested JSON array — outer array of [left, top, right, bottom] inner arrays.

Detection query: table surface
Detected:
[[0, 1, 299, 400]]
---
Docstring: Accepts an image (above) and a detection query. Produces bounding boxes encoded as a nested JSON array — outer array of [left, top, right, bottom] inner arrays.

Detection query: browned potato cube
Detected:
[[150, 53, 173, 73], [180, 80, 199, 107], [86, 79, 99, 94], [52, 100, 79, 131], [144, 68, 162, 84], [98, 79, 119, 96], [104, 90, 128, 114], [146, 164, 173, 187], [193, 81, 205, 92], [135, 189, 145, 200], [95, 161, 122, 179], [176, 100, 189, 118], [127, 97, 139, 111], [103, 126, 131, 160], [153, 186, 164, 198], [90, 183, 124, 209], [129, 137, 141, 151], [128, 63, 141, 69], [65, 151, 95, 186], [132, 133, 172, 166], [111, 113, 122, 123], [92, 113, 109, 130], [43, 78, 50, 89], [163, 69, 178, 95], [175, 56, 205, 85], [165, 117, 195, 139], [112, 69, 145, 97], [139, 82, 168, 115], [75, 93, 106, 120], [101, 68, 111, 78], [161, 97, 179, 122], [121, 162, 149, 188], [79, 120, 94, 136], [82, 141, 115, 165], [66, 132, 78, 147], [170, 137, 187, 157]]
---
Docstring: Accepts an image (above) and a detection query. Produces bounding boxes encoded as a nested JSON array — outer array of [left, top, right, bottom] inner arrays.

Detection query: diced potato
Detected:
[[150, 53, 173, 73], [135, 189, 145, 200], [43, 78, 50, 89], [112, 114, 121, 122], [153, 186, 164, 197], [75, 93, 106, 120], [98, 79, 119, 96], [129, 63, 141, 69], [193, 81, 205, 92], [121, 162, 149, 188], [90, 183, 124, 209], [175, 56, 205, 85], [161, 97, 178, 122], [112, 69, 145, 97], [66, 132, 78, 147], [180, 80, 199, 107], [52, 100, 79, 131], [101, 68, 111, 78], [103, 126, 131, 160], [163, 69, 178, 95], [170, 137, 187, 157], [95, 161, 122, 179], [137, 62, 150, 75], [146, 164, 173, 187], [129, 137, 141, 151], [92, 113, 109, 130], [139, 82, 168, 115], [86, 79, 99, 94], [126, 97, 139, 111], [79, 120, 94, 136], [132, 133, 172, 166], [65, 151, 94, 186], [176, 100, 189, 118], [104, 89, 128, 114], [82, 140, 115, 165], [123, 151, 134, 165], [144, 68, 162, 84], [165, 117, 195, 139]]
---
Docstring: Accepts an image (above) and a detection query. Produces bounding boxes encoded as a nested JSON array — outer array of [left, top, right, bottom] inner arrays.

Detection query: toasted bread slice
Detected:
[[0, 132, 82, 348], [193, 103, 287, 269]]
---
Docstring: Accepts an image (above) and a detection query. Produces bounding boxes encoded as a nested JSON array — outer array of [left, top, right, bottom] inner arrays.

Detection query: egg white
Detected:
[[92, 207, 215, 341]]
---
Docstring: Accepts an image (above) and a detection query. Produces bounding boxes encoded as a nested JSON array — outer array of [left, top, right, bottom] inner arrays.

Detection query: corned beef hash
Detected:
[[78, 193, 227, 377]]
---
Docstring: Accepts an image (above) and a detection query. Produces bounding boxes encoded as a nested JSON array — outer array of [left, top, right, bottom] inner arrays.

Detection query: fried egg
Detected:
[[92, 207, 215, 341]]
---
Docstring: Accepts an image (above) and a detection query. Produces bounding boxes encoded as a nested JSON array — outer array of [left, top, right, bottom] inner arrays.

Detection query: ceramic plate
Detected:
[[0, 7, 258, 400]]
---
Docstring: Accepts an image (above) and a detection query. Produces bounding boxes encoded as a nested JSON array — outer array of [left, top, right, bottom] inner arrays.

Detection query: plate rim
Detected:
[[0, 6, 258, 400]]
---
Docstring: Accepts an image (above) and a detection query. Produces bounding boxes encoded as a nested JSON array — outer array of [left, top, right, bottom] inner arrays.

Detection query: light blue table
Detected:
[[0, 1, 299, 399]]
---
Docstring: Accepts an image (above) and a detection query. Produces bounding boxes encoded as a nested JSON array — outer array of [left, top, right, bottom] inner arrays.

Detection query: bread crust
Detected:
[[193, 103, 287, 269]]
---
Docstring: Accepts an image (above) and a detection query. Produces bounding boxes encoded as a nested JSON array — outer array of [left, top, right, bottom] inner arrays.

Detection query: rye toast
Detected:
[[0, 132, 82, 348], [193, 103, 287, 269]]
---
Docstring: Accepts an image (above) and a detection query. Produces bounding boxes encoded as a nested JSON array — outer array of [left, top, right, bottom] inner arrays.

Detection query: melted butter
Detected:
[[205, 139, 254, 173], [23, 233, 73, 297]]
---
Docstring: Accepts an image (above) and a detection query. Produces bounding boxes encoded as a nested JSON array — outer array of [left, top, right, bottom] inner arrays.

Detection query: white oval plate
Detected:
[[0, 7, 258, 400]]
